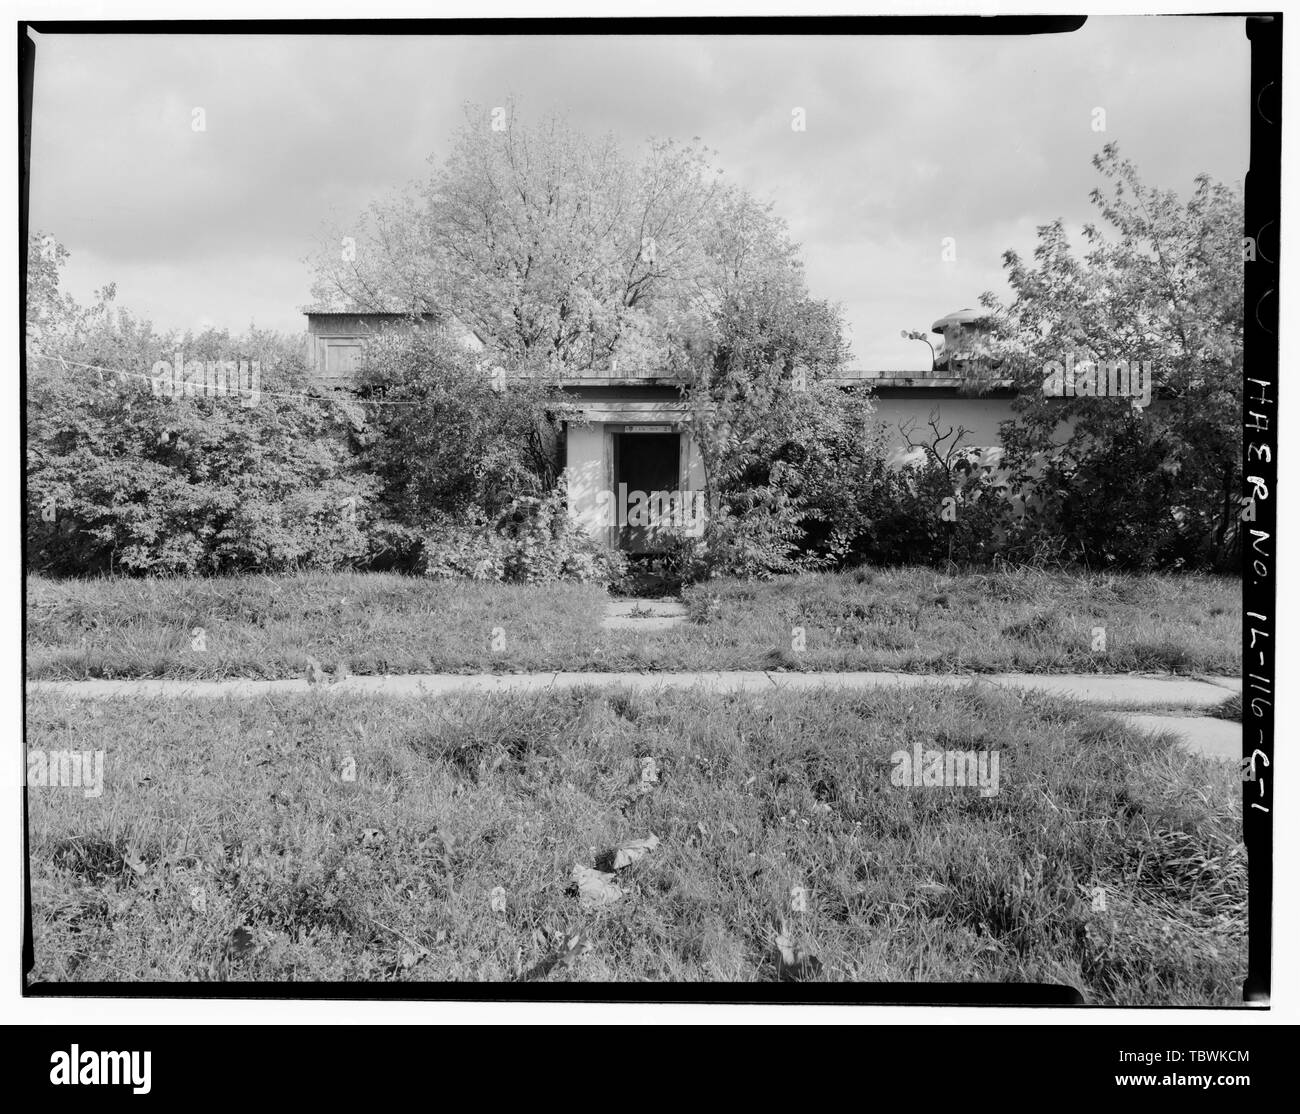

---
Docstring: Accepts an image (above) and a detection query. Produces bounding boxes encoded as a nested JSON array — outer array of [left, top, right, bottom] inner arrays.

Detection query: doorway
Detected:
[[611, 431, 681, 552]]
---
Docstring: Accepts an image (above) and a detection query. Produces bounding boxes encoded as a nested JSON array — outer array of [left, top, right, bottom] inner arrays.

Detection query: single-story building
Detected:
[[304, 308, 1016, 552]]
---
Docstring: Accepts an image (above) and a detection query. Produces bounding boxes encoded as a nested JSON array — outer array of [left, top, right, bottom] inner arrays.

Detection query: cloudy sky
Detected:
[[29, 17, 1249, 369]]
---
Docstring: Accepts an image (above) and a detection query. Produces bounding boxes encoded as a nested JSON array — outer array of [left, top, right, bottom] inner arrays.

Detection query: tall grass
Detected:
[[682, 566, 1239, 675], [26, 565, 1239, 679], [27, 684, 1244, 1001]]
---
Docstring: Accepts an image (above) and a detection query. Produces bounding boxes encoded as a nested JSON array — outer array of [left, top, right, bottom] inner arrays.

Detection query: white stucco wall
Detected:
[[565, 424, 607, 541], [564, 423, 709, 544], [566, 397, 1159, 538], [566, 403, 1016, 541], [870, 396, 1018, 454], [685, 434, 705, 490]]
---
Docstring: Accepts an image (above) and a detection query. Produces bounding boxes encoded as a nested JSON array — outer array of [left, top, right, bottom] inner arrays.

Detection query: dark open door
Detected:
[[612, 431, 681, 552]]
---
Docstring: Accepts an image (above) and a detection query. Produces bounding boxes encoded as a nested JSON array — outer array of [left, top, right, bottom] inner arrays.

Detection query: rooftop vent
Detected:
[[930, 308, 992, 372]]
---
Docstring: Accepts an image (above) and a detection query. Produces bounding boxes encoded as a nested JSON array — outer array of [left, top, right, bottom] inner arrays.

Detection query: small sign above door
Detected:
[[625, 425, 675, 433]]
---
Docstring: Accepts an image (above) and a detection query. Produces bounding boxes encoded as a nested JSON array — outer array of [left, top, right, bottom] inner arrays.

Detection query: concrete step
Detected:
[[601, 598, 687, 631]]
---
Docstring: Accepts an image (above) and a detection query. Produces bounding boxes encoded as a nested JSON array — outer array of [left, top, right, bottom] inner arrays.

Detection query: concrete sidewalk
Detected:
[[26, 668, 1239, 706], [1117, 713, 1241, 762], [27, 669, 1242, 760]]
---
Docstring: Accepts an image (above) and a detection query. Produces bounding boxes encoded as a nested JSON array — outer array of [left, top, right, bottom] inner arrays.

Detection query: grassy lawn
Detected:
[[26, 572, 603, 680], [682, 566, 1239, 676], [27, 684, 1243, 1002], [26, 566, 1239, 680]]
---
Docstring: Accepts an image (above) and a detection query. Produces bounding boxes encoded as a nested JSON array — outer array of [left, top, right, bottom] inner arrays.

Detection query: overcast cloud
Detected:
[[29, 17, 1249, 368]]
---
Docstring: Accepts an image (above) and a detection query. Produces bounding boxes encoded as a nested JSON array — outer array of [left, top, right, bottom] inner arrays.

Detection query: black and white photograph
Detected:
[[15, 5, 1282, 1035]]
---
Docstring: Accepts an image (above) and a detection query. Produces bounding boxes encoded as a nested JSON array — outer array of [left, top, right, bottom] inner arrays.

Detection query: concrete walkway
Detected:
[[27, 670, 1242, 760], [26, 669, 1240, 706], [1117, 713, 1240, 763]]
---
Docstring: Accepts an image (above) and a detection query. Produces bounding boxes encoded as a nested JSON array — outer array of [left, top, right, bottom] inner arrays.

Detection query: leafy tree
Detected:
[[983, 145, 1243, 569], [668, 192, 858, 577], [309, 102, 724, 378]]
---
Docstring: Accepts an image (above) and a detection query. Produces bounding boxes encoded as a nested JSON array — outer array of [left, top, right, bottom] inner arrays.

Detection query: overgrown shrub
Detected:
[[27, 318, 376, 575], [678, 384, 888, 581], [421, 487, 627, 587], [835, 451, 1019, 568], [353, 328, 571, 525]]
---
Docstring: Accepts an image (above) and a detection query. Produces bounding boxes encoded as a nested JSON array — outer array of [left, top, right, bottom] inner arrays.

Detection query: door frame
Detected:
[[604, 423, 688, 550]]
